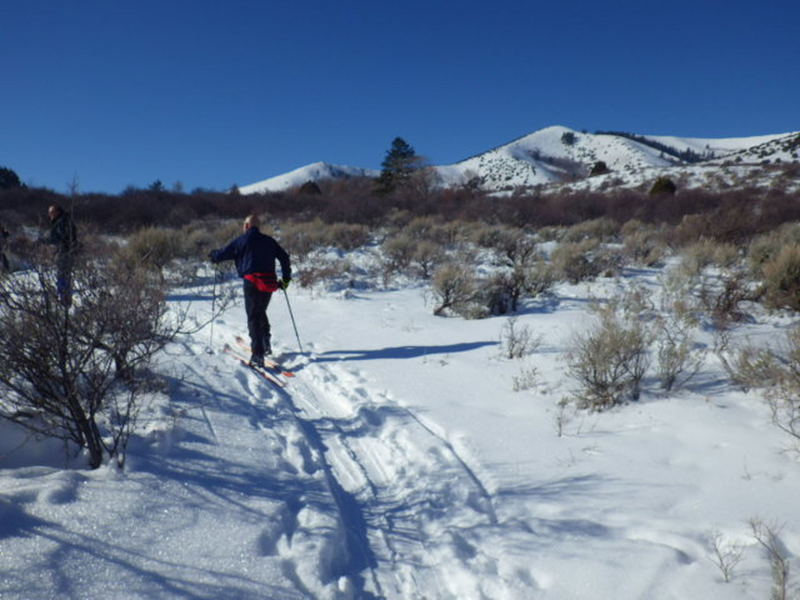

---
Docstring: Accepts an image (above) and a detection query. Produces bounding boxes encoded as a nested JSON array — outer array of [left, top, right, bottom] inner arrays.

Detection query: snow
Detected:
[[238, 127, 799, 196], [2, 258, 800, 599], [239, 162, 379, 195]]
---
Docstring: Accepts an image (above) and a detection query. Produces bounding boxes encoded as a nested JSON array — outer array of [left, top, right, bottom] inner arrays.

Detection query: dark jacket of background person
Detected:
[[0, 223, 9, 271], [46, 210, 78, 257]]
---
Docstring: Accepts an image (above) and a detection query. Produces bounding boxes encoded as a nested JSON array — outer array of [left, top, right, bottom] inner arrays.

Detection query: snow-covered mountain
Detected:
[[241, 126, 800, 194], [434, 125, 799, 193], [238, 162, 379, 195]]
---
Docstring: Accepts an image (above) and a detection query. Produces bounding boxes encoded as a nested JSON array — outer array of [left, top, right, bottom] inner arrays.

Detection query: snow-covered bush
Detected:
[[670, 244, 754, 329], [0, 257, 177, 468], [732, 327, 800, 448], [566, 298, 653, 410], [481, 261, 555, 315], [697, 269, 754, 329], [487, 227, 539, 269], [411, 240, 443, 279], [382, 233, 417, 284], [500, 317, 540, 359], [431, 263, 477, 317], [654, 296, 706, 391], [550, 239, 604, 284]]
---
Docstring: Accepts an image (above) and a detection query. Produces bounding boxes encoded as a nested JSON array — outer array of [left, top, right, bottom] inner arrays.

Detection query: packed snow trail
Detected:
[[244, 345, 540, 599]]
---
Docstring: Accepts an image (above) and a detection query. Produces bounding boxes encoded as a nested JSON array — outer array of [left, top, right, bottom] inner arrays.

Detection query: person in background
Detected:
[[208, 214, 291, 367], [42, 204, 78, 306], [0, 221, 9, 272]]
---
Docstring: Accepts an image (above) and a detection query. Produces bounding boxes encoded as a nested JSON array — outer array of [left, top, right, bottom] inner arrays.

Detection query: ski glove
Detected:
[[280, 278, 291, 290]]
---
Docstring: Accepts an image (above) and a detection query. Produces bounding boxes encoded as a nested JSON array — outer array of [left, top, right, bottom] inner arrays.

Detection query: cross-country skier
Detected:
[[208, 214, 291, 367]]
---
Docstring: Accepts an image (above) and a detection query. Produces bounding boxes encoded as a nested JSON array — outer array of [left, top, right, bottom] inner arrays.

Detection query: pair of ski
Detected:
[[223, 336, 295, 388]]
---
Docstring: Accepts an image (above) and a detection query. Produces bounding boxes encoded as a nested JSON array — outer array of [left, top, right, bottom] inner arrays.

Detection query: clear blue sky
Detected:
[[2, 0, 798, 194]]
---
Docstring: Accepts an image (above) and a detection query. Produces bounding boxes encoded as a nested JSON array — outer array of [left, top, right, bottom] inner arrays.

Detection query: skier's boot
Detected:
[[249, 353, 265, 369]]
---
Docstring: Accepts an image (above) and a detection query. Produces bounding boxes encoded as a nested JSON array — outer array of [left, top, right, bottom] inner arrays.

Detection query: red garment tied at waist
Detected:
[[244, 272, 279, 293]]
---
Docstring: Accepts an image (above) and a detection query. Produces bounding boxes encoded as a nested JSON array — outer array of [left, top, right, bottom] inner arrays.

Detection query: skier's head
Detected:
[[243, 214, 259, 232], [48, 204, 63, 222]]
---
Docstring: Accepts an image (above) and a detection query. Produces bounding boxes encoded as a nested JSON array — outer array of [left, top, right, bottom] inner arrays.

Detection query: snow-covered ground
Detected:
[[1, 258, 799, 599]]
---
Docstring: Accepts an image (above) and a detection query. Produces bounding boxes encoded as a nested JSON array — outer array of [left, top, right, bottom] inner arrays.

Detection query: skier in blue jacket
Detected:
[[209, 214, 291, 367]]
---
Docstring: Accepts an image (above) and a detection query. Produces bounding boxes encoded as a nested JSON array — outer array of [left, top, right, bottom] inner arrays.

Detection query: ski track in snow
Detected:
[[218, 345, 540, 599]]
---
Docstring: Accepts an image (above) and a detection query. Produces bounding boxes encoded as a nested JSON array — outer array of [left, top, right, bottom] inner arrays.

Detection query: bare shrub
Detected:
[[404, 216, 440, 241], [280, 219, 328, 262], [551, 239, 604, 283], [760, 243, 800, 311], [679, 239, 740, 280], [725, 327, 800, 448], [708, 530, 745, 583], [326, 222, 371, 251], [655, 298, 706, 391], [490, 227, 539, 268], [0, 258, 177, 468], [697, 269, 755, 329], [750, 519, 791, 600], [500, 317, 541, 359], [566, 298, 653, 410], [117, 226, 185, 273], [431, 263, 477, 316], [667, 243, 755, 331], [296, 258, 353, 290], [411, 240, 443, 279], [748, 223, 800, 276], [622, 222, 667, 267], [482, 260, 556, 315], [210, 219, 245, 248], [382, 233, 417, 284], [562, 217, 619, 243], [512, 364, 539, 392], [180, 223, 217, 260]]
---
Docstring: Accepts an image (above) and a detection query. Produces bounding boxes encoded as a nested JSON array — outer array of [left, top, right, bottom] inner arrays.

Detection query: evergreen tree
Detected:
[[649, 176, 677, 196], [376, 137, 418, 194], [0, 166, 22, 190]]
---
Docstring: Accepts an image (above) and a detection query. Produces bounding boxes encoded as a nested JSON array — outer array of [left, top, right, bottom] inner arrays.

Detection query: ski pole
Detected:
[[208, 268, 217, 352], [282, 287, 304, 354]]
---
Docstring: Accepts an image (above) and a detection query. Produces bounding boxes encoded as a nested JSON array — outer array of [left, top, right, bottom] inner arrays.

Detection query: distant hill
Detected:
[[240, 126, 800, 195], [238, 162, 379, 195]]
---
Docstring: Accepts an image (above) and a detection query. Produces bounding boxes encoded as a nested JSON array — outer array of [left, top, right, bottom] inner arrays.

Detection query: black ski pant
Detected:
[[243, 279, 272, 356], [55, 252, 73, 306]]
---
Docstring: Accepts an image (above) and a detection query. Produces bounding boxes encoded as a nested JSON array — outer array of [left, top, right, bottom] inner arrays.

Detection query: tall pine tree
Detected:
[[0, 167, 22, 190], [375, 137, 418, 194]]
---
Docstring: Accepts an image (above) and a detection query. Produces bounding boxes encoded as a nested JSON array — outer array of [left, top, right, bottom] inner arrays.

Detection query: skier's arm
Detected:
[[275, 241, 291, 281], [209, 237, 240, 263]]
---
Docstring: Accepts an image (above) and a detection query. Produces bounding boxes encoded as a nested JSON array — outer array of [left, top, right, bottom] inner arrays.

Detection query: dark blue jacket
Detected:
[[46, 212, 78, 256], [210, 227, 291, 280]]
